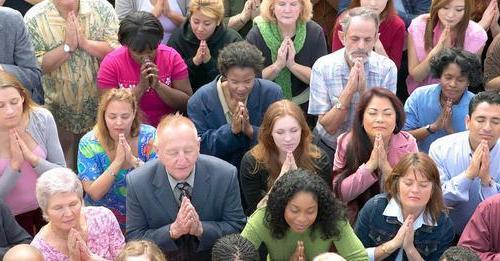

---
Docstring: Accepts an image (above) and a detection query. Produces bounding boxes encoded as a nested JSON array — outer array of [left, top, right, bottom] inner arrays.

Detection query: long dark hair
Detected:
[[333, 88, 405, 207]]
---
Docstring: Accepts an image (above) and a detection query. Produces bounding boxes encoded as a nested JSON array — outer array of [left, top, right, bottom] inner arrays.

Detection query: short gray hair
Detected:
[[341, 7, 380, 35], [36, 168, 84, 218]]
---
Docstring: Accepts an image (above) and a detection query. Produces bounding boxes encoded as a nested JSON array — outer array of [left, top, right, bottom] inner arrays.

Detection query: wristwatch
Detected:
[[63, 43, 72, 53], [425, 124, 435, 134]]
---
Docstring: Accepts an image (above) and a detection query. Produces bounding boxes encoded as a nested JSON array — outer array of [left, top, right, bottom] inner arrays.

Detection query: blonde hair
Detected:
[[189, 0, 225, 24], [259, 0, 313, 23], [115, 240, 166, 261], [95, 89, 140, 154], [0, 71, 37, 115]]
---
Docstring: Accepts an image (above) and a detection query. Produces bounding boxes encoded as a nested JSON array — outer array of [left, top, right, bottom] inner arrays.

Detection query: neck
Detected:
[[402, 206, 424, 221], [54, 0, 79, 19], [278, 22, 296, 38], [278, 151, 287, 164], [49, 223, 70, 241]]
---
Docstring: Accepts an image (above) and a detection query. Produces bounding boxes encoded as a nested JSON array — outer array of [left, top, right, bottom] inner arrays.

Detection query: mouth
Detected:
[[294, 224, 308, 232], [408, 196, 421, 201], [479, 134, 493, 140]]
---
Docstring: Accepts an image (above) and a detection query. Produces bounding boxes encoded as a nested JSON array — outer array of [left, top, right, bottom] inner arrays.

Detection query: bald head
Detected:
[[4, 244, 44, 261], [157, 113, 198, 145]]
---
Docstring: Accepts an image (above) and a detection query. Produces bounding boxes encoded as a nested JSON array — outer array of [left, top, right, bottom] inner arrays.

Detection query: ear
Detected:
[[465, 115, 470, 129], [338, 30, 346, 46]]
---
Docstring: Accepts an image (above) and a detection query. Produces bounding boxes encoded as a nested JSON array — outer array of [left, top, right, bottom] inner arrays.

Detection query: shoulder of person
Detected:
[[198, 154, 237, 173]]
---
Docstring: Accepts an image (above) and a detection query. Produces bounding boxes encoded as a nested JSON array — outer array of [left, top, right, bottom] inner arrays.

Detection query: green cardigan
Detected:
[[241, 208, 368, 261]]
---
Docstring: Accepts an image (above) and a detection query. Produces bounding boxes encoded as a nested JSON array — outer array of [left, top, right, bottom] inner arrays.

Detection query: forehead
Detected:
[[273, 115, 300, 129], [401, 169, 431, 181], [191, 11, 216, 22], [345, 16, 377, 36], [106, 100, 133, 111], [47, 192, 80, 205], [0, 87, 22, 98], [471, 102, 500, 117], [158, 125, 198, 146]]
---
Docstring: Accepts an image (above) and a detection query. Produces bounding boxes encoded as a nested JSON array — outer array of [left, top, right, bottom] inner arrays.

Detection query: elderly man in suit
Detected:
[[126, 113, 246, 261]]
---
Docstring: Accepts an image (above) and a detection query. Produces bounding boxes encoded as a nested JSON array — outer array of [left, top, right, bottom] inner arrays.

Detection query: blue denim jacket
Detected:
[[354, 194, 454, 261]]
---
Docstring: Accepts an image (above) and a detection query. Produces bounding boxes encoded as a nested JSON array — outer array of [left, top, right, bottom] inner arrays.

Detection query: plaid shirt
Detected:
[[308, 48, 397, 149]]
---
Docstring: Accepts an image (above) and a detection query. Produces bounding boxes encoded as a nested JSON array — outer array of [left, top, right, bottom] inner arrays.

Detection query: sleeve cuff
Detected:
[[366, 247, 375, 261]]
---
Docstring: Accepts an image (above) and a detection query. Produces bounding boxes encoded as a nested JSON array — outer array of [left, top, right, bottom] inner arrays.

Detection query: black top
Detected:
[[168, 21, 243, 93], [0, 200, 32, 259], [240, 147, 333, 215]]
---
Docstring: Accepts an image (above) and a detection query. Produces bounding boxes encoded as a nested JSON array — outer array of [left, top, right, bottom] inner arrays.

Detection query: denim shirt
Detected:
[[354, 194, 454, 261]]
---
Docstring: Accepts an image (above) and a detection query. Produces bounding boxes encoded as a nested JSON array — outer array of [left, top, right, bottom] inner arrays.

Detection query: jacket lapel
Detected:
[[152, 164, 179, 221]]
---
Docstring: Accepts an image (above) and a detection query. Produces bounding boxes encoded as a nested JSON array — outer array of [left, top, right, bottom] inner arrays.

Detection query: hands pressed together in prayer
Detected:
[[170, 197, 203, 239], [466, 140, 492, 187], [231, 101, 253, 139], [365, 133, 392, 177], [9, 129, 39, 171], [65, 11, 88, 53], [193, 40, 211, 66], [274, 36, 297, 73]]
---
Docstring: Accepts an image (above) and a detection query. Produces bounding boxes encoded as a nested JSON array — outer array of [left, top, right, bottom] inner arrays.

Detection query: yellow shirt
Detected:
[[24, 0, 119, 133]]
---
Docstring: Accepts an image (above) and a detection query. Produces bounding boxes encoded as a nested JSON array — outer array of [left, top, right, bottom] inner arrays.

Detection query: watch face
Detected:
[[64, 44, 70, 53]]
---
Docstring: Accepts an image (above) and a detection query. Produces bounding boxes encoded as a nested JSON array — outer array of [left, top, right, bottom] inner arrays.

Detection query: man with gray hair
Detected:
[[308, 7, 397, 156], [126, 113, 246, 260]]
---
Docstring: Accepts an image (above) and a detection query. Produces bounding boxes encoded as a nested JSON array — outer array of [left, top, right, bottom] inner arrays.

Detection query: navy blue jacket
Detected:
[[187, 77, 283, 169], [355, 194, 454, 261]]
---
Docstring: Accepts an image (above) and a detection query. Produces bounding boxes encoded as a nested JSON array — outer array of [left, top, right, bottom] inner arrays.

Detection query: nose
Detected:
[[375, 113, 384, 122], [483, 121, 493, 132], [5, 105, 14, 114], [296, 213, 307, 223]]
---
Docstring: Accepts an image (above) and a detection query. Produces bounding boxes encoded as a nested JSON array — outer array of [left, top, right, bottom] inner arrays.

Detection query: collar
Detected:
[[48, 0, 92, 18], [216, 77, 232, 124], [166, 166, 196, 190], [383, 198, 437, 230], [388, 131, 412, 149]]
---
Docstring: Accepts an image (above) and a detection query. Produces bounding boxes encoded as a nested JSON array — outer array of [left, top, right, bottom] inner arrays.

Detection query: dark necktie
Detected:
[[175, 182, 191, 202]]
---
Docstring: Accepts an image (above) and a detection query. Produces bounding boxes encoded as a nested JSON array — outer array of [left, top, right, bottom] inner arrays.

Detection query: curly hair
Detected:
[[217, 41, 265, 77], [265, 169, 346, 240], [212, 234, 259, 261], [430, 48, 483, 88]]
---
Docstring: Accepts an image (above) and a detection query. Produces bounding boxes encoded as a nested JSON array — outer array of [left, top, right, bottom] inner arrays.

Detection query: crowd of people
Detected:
[[0, 0, 499, 260]]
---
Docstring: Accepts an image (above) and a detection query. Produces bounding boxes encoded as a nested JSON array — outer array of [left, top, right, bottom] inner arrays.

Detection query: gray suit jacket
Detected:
[[126, 154, 246, 255], [0, 7, 43, 104]]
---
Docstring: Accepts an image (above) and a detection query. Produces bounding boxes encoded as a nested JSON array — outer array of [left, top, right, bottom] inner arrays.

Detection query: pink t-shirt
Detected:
[[31, 206, 125, 261], [97, 44, 188, 126], [0, 146, 46, 215], [406, 14, 487, 94]]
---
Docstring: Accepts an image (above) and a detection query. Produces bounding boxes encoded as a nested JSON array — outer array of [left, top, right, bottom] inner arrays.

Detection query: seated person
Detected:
[[308, 7, 397, 157], [3, 244, 43, 261], [246, 0, 328, 125], [187, 41, 282, 169], [241, 169, 368, 260], [313, 252, 347, 261], [333, 88, 418, 222], [212, 234, 258, 261], [168, 0, 243, 92], [459, 194, 500, 260], [404, 48, 482, 153], [31, 168, 125, 260], [355, 152, 454, 260], [0, 71, 65, 235], [0, 6, 42, 104], [332, 0, 405, 68], [126, 113, 246, 260], [484, 33, 500, 91], [78, 89, 157, 228], [139, 0, 187, 44], [406, 0, 487, 94], [98, 11, 192, 127], [439, 246, 480, 261], [0, 200, 32, 260], [223, 0, 260, 37], [116, 240, 166, 261], [394, 0, 431, 28], [429, 90, 500, 237], [240, 100, 332, 215]]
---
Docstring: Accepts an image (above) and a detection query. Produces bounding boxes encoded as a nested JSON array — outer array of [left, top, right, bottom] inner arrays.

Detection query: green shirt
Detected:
[[241, 208, 368, 261]]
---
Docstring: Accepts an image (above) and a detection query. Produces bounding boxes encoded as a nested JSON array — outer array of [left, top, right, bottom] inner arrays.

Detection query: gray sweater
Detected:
[[0, 107, 66, 199], [0, 7, 43, 104]]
